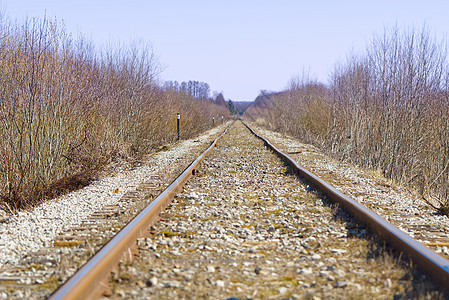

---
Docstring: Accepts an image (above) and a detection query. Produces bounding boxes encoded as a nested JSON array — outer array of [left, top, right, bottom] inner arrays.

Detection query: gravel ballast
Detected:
[[1, 120, 447, 299], [110, 121, 442, 299]]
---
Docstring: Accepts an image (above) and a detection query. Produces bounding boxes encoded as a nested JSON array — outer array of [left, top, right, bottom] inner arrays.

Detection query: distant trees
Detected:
[[254, 90, 284, 108], [213, 92, 226, 106], [163, 80, 210, 100], [227, 99, 236, 115]]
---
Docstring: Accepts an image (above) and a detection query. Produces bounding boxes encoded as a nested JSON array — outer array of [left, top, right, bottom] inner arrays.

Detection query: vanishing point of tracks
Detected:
[[46, 121, 449, 298]]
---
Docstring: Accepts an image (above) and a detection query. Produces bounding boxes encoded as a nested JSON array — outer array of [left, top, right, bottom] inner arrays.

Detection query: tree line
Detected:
[[163, 81, 239, 116], [163, 80, 211, 100]]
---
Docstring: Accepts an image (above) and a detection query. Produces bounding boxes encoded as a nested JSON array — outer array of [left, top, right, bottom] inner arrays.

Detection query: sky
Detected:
[[1, 1, 448, 101]]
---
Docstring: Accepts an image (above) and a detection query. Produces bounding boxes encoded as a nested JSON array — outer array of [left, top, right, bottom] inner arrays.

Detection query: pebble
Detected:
[[335, 281, 348, 288], [216, 280, 225, 287], [278, 286, 288, 294], [164, 280, 181, 288], [311, 254, 321, 260], [298, 268, 313, 275], [207, 265, 216, 273], [319, 270, 330, 277], [330, 248, 347, 254], [334, 268, 346, 276]]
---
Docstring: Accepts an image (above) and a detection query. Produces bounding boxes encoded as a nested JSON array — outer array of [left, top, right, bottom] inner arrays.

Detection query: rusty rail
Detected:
[[50, 124, 230, 300], [243, 121, 449, 291]]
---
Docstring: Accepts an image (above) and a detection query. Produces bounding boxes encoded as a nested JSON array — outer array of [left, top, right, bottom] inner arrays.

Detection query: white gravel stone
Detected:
[[335, 281, 348, 288], [278, 286, 288, 294], [311, 254, 321, 260], [216, 280, 225, 287], [206, 265, 216, 273], [298, 268, 313, 275]]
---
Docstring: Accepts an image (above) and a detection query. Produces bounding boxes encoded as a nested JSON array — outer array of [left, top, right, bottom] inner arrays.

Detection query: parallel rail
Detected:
[[243, 121, 449, 291], [51, 121, 449, 299], [50, 125, 231, 300]]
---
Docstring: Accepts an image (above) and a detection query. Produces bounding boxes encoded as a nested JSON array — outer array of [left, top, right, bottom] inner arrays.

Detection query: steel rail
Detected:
[[243, 121, 449, 291], [50, 124, 231, 300]]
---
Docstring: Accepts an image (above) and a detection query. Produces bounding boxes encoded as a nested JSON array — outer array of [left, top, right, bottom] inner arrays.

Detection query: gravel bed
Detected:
[[109, 122, 442, 299], [0, 123, 229, 299], [250, 124, 449, 257]]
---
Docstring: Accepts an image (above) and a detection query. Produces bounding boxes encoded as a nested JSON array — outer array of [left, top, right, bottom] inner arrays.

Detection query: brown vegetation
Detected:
[[0, 15, 228, 212], [246, 25, 449, 214]]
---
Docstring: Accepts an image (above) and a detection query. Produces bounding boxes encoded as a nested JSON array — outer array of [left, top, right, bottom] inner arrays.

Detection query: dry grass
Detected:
[[0, 15, 229, 212]]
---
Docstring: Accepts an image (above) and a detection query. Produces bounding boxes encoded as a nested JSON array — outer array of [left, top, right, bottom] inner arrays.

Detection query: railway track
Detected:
[[47, 120, 448, 299], [2, 121, 448, 299]]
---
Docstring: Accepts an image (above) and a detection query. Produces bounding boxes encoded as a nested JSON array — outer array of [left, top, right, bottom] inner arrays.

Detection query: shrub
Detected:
[[248, 24, 449, 214], [0, 15, 228, 212]]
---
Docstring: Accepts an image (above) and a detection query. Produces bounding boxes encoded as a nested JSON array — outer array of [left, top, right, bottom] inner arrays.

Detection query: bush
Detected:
[[248, 25, 449, 214], [0, 15, 228, 212]]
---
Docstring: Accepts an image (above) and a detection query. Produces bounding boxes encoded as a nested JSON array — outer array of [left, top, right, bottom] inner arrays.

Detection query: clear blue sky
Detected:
[[1, 1, 448, 101]]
